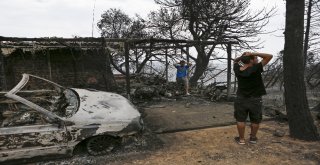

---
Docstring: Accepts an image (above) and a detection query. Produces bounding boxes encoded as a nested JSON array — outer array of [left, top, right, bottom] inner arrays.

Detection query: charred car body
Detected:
[[0, 74, 143, 163]]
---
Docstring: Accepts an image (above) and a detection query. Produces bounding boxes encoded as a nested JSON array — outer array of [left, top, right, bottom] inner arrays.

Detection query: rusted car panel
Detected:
[[0, 74, 143, 163]]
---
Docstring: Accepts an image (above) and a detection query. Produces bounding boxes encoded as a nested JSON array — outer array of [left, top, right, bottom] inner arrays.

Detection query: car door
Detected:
[[0, 103, 70, 162]]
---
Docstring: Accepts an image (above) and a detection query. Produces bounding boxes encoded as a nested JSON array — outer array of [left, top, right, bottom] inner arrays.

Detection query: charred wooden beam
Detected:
[[227, 43, 232, 99], [124, 42, 130, 98], [165, 49, 168, 83]]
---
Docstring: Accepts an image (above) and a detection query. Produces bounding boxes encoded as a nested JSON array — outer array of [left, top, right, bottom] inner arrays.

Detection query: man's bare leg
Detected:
[[237, 122, 246, 142], [185, 84, 189, 94], [250, 123, 259, 138], [185, 78, 190, 95]]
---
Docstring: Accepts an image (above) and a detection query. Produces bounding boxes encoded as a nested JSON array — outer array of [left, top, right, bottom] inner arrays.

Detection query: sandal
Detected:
[[234, 137, 245, 145]]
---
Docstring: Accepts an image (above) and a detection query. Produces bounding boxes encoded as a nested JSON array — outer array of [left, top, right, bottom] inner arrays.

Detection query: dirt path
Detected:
[[108, 121, 320, 165]]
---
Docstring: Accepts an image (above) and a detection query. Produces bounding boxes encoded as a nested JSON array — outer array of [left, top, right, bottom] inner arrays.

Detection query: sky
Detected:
[[0, 0, 286, 57]]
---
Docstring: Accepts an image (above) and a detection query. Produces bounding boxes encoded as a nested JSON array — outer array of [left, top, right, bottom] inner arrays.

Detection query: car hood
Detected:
[[67, 88, 140, 126]]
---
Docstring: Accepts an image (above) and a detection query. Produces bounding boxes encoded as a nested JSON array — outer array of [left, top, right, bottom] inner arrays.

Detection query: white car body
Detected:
[[0, 74, 143, 163]]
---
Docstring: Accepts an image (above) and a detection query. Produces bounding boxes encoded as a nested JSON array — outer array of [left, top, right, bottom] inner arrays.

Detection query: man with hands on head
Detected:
[[233, 52, 273, 145], [175, 60, 192, 95]]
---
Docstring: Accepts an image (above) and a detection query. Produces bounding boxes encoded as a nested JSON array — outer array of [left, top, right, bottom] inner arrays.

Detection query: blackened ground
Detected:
[[34, 130, 164, 165]]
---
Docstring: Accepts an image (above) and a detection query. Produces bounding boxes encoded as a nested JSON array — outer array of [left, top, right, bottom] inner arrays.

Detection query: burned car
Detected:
[[0, 74, 143, 163]]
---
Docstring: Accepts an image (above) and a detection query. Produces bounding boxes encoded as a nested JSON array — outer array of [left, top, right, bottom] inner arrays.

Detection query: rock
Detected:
[[134, 86, 158, 100], [273, 129, 285, 137], [164, 92, 172, 97], [130, 88, 136, 95], [263, 106, 277, 117]]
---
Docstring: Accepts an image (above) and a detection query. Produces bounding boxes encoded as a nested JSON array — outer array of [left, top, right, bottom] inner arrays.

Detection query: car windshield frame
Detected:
[[5, 74, 68, 121]]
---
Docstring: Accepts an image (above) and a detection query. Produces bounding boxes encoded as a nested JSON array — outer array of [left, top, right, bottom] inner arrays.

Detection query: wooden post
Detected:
[[124, 41, 130, 98], [174, 48, 177, 59], [0, 44, 7, 90], [165, 48, 168, 83], [186, 47, 190, 79], [149, 43, 153, 74], [135, 48, 138, 73], [186, 47, 190, 63], [227, 43, 232, 100], [47, 50, 52, 80], [233, 52, 237, 92], [150, 60, 152, 74]]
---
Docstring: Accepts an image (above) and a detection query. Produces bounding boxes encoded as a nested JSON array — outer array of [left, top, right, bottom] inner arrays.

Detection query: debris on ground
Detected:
[[273, 129, 286, 137]]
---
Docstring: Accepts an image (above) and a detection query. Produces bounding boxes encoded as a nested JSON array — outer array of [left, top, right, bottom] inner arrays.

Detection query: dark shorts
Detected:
[[234, 96, 263, 124]]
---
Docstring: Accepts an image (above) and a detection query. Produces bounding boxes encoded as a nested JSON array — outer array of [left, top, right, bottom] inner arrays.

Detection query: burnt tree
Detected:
[[284, 0, 319, 141], [151, 0, 274, 85], [98, 8, 153, 75], [102, 39, 117, 91]]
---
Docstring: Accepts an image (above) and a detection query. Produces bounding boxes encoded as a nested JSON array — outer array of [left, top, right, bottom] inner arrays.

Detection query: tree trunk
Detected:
[[189, 46, 210, 86], [283, 0, 319, 141], [102, 39, 117, 91]]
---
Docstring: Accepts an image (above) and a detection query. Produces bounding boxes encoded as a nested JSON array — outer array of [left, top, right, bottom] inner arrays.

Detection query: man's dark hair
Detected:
[[239, 56, 254, 64]]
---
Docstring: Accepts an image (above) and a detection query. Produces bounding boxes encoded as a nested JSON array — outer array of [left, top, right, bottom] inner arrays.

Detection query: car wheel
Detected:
[[86, 135, 119, 156]]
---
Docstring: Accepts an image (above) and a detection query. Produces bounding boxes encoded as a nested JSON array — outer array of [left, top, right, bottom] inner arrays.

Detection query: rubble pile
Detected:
[[129, 74, 230, 102]]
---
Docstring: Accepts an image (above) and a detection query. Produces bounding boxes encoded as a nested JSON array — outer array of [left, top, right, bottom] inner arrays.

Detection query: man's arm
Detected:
[[243, 52, 273, 66], [233, 57, 242, 63]]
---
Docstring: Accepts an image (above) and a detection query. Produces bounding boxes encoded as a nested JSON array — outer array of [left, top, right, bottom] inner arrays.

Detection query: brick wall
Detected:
[[3, 48, 109, 91]]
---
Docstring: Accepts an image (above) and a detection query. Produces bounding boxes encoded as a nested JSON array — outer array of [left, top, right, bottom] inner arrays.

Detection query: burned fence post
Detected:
[[186, 47, 190, 78], [149, 42, 153, 74], [227, 43, 232, 100], [46, 50, 52, 80], [165, 48, 168, 83], [135, 48, 139, 73], [186, 47, 190, 64], [124, 41, 131, 98]]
